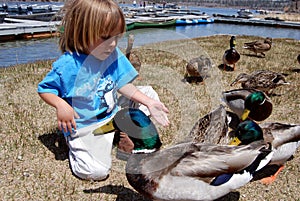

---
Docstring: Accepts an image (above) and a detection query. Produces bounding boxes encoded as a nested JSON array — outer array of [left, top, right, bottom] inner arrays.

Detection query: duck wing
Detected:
[[252, 122, 300, 183], [260, 122, 300, 152], [170, 141, 271, 178], [252, 42, 271, 52], [126, 141, 272, 201], [243, 40, 271, 54], [243, 40, 259, 47], [128, 139, 270, 179]]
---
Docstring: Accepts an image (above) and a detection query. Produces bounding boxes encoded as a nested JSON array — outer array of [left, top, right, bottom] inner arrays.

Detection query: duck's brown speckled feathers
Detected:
[[230, 70, 289, 95], [184, 55, 212, 83], [188, 105, 240, 144], [243, 37, 272, 57]]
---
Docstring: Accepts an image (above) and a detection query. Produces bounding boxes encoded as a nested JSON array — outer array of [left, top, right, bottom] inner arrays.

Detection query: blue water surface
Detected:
[[0, 4, 299, 67]]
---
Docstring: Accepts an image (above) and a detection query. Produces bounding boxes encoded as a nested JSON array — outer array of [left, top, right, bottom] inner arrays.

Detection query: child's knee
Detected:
[[71, 162, 110, 181]]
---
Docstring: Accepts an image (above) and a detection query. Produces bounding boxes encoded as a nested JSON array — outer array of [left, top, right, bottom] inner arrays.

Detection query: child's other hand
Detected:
[[148, 101, 169, 127], [56, 101, 79, 133]]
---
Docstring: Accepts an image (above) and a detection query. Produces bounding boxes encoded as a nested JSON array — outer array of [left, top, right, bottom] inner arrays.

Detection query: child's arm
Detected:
[[118, 83, 169, 126], [39, 93, 79, 133]]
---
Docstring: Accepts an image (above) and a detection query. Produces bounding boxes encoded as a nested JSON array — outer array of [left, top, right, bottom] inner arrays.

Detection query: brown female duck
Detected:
[[230, 70, 289, 95], [243, 37, 272, 57]]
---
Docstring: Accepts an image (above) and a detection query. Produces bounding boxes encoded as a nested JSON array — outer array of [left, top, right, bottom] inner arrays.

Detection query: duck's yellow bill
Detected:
[[93, 119, 115, 135], [229, 137, 242, 146], [241, 109, 250, 121]]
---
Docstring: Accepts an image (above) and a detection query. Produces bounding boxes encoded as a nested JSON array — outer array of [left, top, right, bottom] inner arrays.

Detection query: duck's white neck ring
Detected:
[[259, 98, 266, 105], [132, 149, 157, 154]]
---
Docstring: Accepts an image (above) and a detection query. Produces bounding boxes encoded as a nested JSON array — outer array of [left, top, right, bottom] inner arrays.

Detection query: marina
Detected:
[[0, 3, 299, 67], [0, 3, 300, 41], [214, 17, 300, 29], [1, 21, 299, 68], [0, 17, 60, 41], [1, 13, 300, 41]]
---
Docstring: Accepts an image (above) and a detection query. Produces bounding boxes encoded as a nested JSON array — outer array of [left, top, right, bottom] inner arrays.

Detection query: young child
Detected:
[[37, 0, 169, 181]]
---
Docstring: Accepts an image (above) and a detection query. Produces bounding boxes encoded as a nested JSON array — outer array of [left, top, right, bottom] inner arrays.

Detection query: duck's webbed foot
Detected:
[[260, 165, 284, 185]]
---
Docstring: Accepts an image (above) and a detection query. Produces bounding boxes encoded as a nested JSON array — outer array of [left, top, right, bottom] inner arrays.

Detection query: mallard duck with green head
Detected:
[[230, 70, 290, 95], [94, 108, 273, 200], [126, 140, 272, 201], [243, 37, 272, 57], [230, 120, 300, 184], [222, 89, 273, 122], [93, 108, 162, 160], [222, 35, 240, 70]]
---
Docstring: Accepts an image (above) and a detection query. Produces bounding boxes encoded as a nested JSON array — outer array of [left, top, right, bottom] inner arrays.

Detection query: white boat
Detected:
[[237, 9, 253, 18], [175, 15, 214, 25]]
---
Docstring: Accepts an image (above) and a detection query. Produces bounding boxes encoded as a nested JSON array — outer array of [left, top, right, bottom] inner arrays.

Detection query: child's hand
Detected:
[[148, 100, 169, 127], [56, 101, 79, 133]]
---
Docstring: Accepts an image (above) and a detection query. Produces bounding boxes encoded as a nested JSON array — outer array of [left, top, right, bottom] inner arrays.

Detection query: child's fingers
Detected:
[[57, 120, 76, 133], [119, 132, 127, 138], [161, 104, 169, 114], [71, 118, 77, 130], [60, 121, 68, 133], [152, 110, 169, 127], [57, 121, 62, 131], [158, 112, 169, 127], [67, 121, 73, 133], [74, 111, 80, 119]]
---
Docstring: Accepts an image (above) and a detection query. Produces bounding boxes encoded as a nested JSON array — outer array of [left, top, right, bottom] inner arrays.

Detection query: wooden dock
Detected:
[[1, 15, 300, 41], [0, 18, 60, 41], [214, 17, 300, 29]]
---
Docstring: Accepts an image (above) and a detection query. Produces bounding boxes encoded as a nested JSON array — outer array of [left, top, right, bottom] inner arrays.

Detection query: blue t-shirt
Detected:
[[38, 47, 138, 135]]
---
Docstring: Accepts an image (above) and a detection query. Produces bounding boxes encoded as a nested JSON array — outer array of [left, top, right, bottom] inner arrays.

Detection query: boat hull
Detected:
[[126, 19, 176, 30], [176, 17, 214, 25]]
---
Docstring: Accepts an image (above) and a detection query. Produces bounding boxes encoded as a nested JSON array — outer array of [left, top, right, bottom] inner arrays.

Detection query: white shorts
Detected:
[[66, 116, 115, 181], [66, 86, 160, 180]]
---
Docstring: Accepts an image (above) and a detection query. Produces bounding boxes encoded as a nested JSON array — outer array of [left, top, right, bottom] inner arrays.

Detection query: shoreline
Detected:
[[1, 13, 299, 42]]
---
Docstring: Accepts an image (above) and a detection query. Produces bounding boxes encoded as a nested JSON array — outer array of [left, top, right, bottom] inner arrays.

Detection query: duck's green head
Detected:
[[230, 36, 236, 48], [241, 91, 267, 121], [230, 120, 263, 145], [93, 108, 162, 152]]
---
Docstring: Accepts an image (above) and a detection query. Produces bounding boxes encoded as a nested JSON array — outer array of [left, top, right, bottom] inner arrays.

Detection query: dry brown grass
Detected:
[[1, 35, 299, 201]]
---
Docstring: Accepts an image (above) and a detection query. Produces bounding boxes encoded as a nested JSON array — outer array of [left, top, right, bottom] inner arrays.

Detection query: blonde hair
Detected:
[[59, 0, 126, 54]]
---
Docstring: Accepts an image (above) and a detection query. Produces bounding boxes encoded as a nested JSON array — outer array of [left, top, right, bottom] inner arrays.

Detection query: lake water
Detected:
[[0, 5, 299, 67]]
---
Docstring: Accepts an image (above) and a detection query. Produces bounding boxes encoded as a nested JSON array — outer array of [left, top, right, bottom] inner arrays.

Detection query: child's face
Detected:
[[88, 21, 124, 60]]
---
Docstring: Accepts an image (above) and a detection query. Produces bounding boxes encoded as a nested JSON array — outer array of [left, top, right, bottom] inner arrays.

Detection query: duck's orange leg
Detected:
[[260, 165, 284, 185]]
